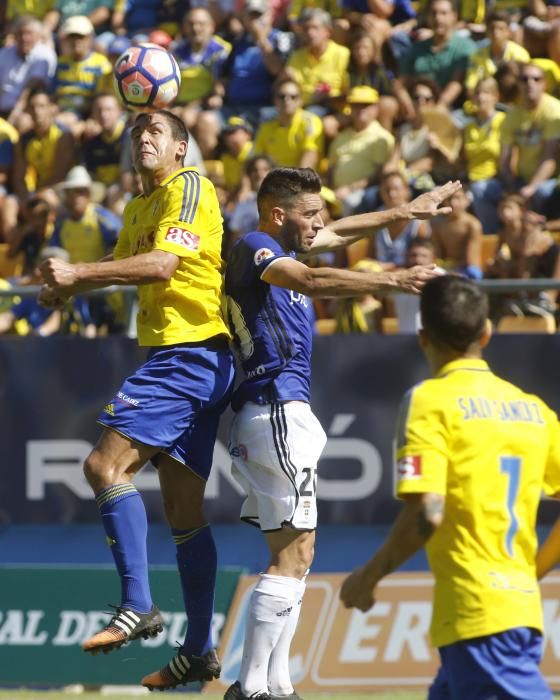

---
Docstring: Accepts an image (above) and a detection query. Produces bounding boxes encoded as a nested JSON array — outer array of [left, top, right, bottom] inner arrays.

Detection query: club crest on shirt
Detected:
[[397, 455, 422, 479], [165, 226, 200, 250], [254, 248, 274, 265]]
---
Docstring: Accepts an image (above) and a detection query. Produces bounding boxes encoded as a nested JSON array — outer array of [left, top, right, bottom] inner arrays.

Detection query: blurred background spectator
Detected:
[[1, 0, 560, 337]]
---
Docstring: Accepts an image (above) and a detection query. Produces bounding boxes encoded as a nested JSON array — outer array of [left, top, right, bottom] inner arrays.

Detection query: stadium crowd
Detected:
[[1, 0, 560, 336]]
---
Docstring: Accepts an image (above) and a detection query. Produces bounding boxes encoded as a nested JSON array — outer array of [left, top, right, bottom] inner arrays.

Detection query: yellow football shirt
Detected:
[[465, 41, 530, 93], [114, 167, 230, 346], [500, 93, 560, 182], [395, 358, 560, 648], [328, 121, 395, 188], [463, 111, 505, 181], [254, 109, 324, 167], [22, 122, 67, 192], [287, 40, 350, 106], [221, 141, 253, 192]]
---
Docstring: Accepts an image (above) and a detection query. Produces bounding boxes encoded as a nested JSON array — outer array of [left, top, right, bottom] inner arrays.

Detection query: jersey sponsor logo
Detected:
[[397, 455, 422, 479], [165, 226, 200, 250], [254, 247, 274, 265], [116, 391, 140, 407]]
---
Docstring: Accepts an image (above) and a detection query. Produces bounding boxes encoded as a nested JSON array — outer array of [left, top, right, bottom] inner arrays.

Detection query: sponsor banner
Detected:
[[0, 566, 242, 685], [207, 573, 560, 693], [1, 335, 559, 524]]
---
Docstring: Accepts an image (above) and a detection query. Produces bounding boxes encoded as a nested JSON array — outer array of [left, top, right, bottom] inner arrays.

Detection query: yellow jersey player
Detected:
[[39, 110, 234, 690], [340, 275, 560, 700]]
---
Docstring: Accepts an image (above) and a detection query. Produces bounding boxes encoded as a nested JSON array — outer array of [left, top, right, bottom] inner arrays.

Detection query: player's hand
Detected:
[[40, 257, 79, 289], [340, 566, 376, 612], [395, 264, 444, 294], [38, 285, 69, 309], [406, 181, 462, 219]]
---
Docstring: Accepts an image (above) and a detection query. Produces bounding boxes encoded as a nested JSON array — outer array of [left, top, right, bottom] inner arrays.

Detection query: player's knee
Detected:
[[83, 450, 118, 490]]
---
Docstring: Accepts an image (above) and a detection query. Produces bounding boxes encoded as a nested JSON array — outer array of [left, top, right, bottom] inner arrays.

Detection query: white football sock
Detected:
[[268, 577, 306, 696], [239, 573, 301, 697]]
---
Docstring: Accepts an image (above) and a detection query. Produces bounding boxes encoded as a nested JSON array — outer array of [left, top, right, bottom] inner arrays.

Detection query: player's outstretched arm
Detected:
[[40, 249, 180, 297], [262, 257, 442, 297], [339, 493, 444, 612], [305, 180, 462, 256], [536, 516, 560, 580]]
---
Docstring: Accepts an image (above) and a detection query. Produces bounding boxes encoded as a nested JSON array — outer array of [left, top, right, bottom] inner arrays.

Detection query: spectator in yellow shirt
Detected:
[[499, 62, 560, 214], [220, 116, 254, 198], [327, 85, 395, 215], [253, 79, 324, 169], [465, 11, 530, 96], [463, 77, 506, 233], [285, 8, 350, 113]]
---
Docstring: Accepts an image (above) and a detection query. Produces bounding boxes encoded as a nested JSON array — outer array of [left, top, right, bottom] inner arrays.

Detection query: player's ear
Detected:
[[479, 318, 492, 348], [176, 140, 188, 161], [270, 206, 285, 227]]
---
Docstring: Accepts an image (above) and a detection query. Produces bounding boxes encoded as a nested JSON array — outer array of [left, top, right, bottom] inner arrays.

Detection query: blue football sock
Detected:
[[96, 483, 153, 614], [173, 524, 217, 656]]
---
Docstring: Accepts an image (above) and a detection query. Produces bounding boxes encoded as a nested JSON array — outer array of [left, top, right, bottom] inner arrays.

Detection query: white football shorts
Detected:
[[229, 401, 327, 532]]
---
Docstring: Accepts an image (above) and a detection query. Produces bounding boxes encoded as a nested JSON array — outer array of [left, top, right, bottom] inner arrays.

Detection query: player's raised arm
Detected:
[[304, 180, 462, 256], [262, 256, 442, 296]]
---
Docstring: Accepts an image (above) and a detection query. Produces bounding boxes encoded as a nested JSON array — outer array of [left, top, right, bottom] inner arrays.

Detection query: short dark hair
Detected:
[[420, 275, 488, 352], [257, 167, 322, 218], [28, 86, 54, 103], [134, 110, 189, 145], [487, 10, 511, 25], [408, 236, 434, 253]]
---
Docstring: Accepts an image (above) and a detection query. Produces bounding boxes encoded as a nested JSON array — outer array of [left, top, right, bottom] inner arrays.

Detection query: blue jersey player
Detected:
[[223, 168, 461, 700]]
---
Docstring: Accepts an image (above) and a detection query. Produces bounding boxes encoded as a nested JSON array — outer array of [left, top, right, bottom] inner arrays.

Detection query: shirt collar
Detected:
[[436, 358, 490, 378]]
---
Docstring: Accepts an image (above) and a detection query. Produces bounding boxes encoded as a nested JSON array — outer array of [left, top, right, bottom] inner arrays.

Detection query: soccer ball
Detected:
[[113, 44, 181, 112]]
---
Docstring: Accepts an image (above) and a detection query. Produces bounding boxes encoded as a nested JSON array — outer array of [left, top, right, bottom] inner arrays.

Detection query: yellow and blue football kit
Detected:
[[395, 358, 560, 699], [21, 121, 69, 192], [99, 167, 234, 476], [55, 51, 112, 115]]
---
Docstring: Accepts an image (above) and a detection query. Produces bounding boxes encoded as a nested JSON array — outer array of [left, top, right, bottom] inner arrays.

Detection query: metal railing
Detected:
[[1, 279, 559, 337]]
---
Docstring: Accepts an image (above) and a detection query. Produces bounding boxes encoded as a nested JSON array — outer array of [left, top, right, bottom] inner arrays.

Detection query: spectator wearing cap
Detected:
[[14, 87, 75, 201], [50, 165, 120, 264], [44, 0, 116, 35], [0, 16, 57, 122], [81, 92, 127, 188], [54, 16, 112, 127], [253, 78, 324, 169], [216, 0, 293, 124], [172, 7, 231, 158], [220, 116, 254, 196], [327, 85, 394, 215], [465, 11, 529, 98], [399, 0, 476, 110], [285, 8, 350, 113], [499, 62, 560, 214]]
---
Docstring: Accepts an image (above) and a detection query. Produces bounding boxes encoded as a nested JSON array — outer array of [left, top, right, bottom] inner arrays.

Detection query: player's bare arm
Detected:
[[339, 492, 445, 612], [305, 180, 462, 255], [262, 257, 442, 297], [39, 250, 180, 305]]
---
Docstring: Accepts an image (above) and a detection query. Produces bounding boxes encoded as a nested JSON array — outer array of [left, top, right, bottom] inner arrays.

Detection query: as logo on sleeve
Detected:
[[165, 226, 200, 250], [397, 455, 422, 479], [254, 248, 275, 265]]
